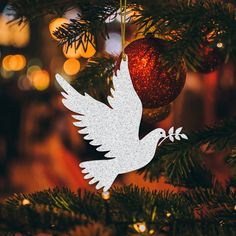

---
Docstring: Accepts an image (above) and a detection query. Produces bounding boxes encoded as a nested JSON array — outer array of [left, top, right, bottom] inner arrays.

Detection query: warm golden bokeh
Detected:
[[63, 44, 81, 59], [101, 191, 110, 200], [49, 17, 70, 41], [133, 222, 147, 233], [30, 69, 50, 91], [79, 43, 96, 58], [2, 55, 26, 71], [22, 199, 31, 206], [63, 58, 80, 76], [78, 34, 96, 58], [10, 21, 30, 48], [0, 15, 11, 46], [27, 65, 41, 78], [0, 15, 30, 47], [2, 55, 12, 71]]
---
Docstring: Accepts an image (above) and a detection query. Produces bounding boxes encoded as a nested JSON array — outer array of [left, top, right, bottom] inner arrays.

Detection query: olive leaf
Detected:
[[180, 133, 188, 140], [168, 127, 174, 135]]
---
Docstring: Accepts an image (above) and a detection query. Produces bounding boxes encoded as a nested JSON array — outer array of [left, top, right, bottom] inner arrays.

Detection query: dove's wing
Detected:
[[107, 57, 143, 137], [56, 56, 142, 159]]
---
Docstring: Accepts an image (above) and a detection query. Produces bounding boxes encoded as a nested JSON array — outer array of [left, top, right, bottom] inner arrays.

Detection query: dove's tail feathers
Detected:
[[80, 160, 117, 192]]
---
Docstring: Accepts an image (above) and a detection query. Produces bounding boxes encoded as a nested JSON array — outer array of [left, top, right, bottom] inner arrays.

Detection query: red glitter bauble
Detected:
[[115, 38, 186, 108]]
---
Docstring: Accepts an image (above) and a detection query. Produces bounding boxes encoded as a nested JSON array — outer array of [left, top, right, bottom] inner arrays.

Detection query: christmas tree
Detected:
[[0, 0, 236, 235]]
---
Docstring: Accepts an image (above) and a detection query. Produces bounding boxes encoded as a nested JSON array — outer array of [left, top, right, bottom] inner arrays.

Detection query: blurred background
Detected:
[[0, 1, 236, 198]]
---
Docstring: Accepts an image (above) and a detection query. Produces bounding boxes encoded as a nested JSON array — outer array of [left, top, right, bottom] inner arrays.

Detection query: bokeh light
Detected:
[[10, 22, 30, 48], [133, 222, 147, 233], [101, 191, 110, 200], [63, 44, 81, 59], [63, 58, 80, 76], [79, 43, 96, 58], [0, 67, 14, 79], [27, 65, 41, 79], [105, 32, 122, 55], [78, 34, 96, 58], [2, 54, 26, 71], [49, 18, 70, 41], [217, 42, 223, 48], [0, 14, 30, 48], [0, 15, 11, 46], [149, 229, 155, 235], [166, 212, 172, 218], [17, 75, 32, 91], [2, 55, 12, 71], [21, 199, 31, 206], [30, 69, 50, 91]]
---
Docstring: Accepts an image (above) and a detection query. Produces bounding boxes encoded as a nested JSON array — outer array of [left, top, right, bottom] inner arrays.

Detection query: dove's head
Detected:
[[155, 128, 166, 140], [142, 128, 167, 151], [143, 128, 167, 149]]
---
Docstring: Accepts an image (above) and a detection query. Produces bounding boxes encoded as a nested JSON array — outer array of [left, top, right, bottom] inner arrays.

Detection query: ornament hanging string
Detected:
[[120, 0, 127, 61]]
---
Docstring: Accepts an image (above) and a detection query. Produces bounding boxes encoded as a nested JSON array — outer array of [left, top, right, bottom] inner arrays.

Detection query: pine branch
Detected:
[[185, 187, 236, 215], [8, 0, 236, 69], [8, 0, 73, 24], [0, 186, 236, 235], [109, 185, 193, 223], [6, 187, 102, 220], [225, 146, 236, 168], [135, 0, 236, 66], [225, 147, 236, 187], [0, 188, 101, 234], [53, 0, 120, 49], [141, 117, 236, 188], [72, 54, 115, 102]]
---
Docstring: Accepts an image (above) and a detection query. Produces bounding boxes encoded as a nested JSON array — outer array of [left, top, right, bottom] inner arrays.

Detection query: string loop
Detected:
[[120, 0, 127, 61]]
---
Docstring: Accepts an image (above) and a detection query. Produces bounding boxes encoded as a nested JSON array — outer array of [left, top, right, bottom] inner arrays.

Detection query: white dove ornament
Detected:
[[56, 55, 188, 192]]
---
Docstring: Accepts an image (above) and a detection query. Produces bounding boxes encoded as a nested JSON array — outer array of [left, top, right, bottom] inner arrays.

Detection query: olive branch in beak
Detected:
[[158, 127, 188, 146]]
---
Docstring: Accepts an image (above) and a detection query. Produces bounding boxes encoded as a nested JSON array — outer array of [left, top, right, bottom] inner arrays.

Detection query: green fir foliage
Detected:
[[1, 0, 236, 235]]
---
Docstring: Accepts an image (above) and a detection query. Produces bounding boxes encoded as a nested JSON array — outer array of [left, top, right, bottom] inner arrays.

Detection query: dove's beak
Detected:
[[160, 136, 166, 143], [158, 137, 166, 146], [157, 132, 167, 146], [161, 132, 167, 139]]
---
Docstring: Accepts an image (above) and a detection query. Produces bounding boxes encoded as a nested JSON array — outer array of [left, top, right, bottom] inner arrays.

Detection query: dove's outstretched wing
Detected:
[[55, 56, 142, 159]]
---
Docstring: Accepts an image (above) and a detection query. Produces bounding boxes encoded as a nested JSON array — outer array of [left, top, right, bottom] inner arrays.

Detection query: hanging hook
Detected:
[[120, 0, 127, 61]]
